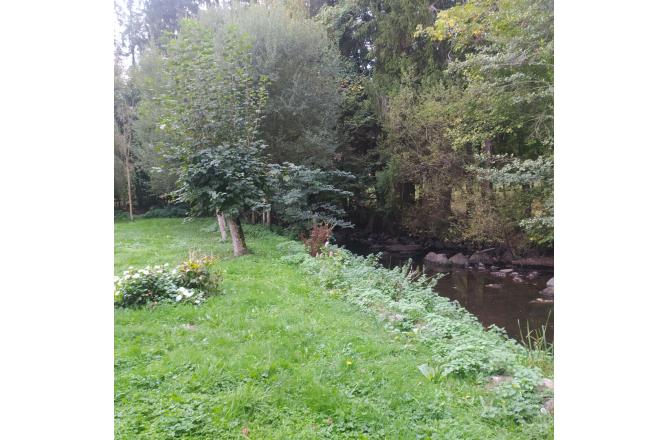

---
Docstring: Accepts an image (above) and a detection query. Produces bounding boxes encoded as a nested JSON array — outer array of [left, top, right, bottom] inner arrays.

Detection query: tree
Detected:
[[115, 0, 148, 66], [200, 3, 344, 167], [142, 19, 269, 256], [416, 0, 554, 247], [114, 58, 140, 219], [267, 162, 355, 233], [115, 0, 221, 66]]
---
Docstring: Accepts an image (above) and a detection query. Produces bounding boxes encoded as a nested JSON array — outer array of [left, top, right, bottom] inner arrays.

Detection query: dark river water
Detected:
[[343, 246, 554, 344]]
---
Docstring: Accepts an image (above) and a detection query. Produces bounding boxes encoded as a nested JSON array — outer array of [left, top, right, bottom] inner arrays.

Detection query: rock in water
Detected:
[[546, 277, 554, 287], [530, 298, 554, 305], [540, 286, 554, 297], [424, 252, 449, 266], [449, 253, 469, 266], [499, 268, 514, 274]]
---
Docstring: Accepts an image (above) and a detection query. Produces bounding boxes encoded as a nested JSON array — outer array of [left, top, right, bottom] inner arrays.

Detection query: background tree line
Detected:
[[114, 0, 553, 254]]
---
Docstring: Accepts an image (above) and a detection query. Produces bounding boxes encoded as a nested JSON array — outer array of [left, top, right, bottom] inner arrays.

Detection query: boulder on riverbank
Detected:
[[546, 277, 554, 287], [424, 252, 449, 266], [449, 253, 469, 266], [385, 244, 423, 254], [512, 256, 554, 268], [469, 251, 495, 265]]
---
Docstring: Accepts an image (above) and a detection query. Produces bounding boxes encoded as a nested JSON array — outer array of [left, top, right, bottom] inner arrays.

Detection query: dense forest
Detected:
[[115, 0, 553, 256]]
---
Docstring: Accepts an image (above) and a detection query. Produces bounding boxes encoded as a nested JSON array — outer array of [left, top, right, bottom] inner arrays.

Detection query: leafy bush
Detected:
[[141, 206, 188, 218], [481, 368, 545, 422], [114, 256, 217, 307], [114, 209, 130, 221]]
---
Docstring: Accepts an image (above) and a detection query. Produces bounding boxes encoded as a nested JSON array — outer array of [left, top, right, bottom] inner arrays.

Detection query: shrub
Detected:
[[300, 223, 334, 257], [142, 206, 188, 218], [114, 256, 218, 307], [114, 209, 130, 221], [175, 254, 217, 291]]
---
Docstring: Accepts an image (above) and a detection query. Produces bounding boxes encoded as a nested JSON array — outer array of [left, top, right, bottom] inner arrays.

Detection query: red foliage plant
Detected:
[[300, 223, 334, 257]]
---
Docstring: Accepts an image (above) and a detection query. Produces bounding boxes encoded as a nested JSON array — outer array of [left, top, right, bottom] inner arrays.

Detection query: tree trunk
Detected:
[[228, 216, 249, 256], [266, 207, 271, 227], [482, 139, 493, 195], [216, 211, 228, 242], [251, 210, 256, 224], [124, 137, 133, 221]]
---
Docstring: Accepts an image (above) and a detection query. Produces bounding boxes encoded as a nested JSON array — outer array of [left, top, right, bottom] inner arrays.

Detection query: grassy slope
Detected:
[[115, 218, 552, 439]]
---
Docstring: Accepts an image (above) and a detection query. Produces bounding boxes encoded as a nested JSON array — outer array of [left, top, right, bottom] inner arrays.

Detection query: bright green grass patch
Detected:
[[115, 218, 553, 439]]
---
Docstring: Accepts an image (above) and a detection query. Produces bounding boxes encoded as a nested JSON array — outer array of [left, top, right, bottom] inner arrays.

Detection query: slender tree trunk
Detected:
[[216, 211, 228, 242], [228, 216, 249, 256], [251, 210, 256, 224], [482, 139, 494, 195], [266, 207, 271, 227], [124, 136, 133, 221]]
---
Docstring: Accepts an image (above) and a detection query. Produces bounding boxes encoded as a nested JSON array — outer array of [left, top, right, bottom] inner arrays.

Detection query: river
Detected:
[[340, 242, 554, 344]]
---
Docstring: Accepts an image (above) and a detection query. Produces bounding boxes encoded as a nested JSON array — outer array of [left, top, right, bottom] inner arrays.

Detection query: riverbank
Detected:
[[115, 219, 553, 438], [334, 230, 554, 269]]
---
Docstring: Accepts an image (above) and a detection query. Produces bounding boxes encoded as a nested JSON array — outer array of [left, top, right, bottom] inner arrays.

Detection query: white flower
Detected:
[[175, 295, 183, 302], [177, 287, 194, 298], [132, 274, 141, 279]]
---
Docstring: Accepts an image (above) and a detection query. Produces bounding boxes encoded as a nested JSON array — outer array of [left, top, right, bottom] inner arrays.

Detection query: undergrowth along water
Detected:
[[281, 243, 554, 421]]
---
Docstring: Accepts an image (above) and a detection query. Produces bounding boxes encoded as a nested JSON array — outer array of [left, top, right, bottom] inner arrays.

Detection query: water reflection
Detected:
[[377, 252, 554, 343]]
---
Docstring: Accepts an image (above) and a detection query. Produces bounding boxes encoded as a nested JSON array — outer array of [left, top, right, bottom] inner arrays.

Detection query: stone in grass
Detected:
[[539, 378, 554, 392], [486, 375, 513, 390], [542, 398, 554, 415]]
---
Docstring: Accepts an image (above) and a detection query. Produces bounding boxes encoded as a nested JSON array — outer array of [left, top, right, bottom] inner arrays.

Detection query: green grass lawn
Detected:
[[115, 218, 553, 439]]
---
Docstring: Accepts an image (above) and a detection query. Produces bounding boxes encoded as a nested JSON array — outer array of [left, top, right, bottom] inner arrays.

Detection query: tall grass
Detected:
[[518, 310, 553, 374]]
